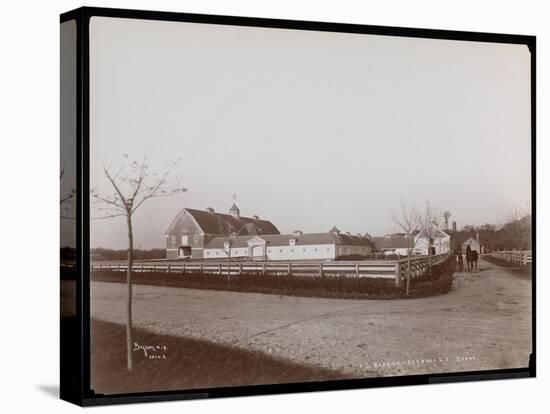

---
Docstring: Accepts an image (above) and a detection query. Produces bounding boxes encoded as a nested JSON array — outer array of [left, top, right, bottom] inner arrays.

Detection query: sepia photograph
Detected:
[[61, 10, 534, 399]]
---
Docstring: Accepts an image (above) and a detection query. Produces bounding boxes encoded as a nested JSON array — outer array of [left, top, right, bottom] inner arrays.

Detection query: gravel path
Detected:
[[91, 257, 532, 378]]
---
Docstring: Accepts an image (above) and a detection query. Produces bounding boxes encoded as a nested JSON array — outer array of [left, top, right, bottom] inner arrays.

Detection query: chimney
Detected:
[[452, 221, 457, 232], [293, 230, 303, 237], [252, 215, 259, 220], [206, 207, 215, 214]]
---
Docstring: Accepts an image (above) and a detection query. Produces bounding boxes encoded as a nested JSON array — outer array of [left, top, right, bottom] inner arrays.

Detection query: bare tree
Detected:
[[60, 161, 76, 219], [392, 200, 421, 295], [415, 200, 442, 273], [91, 154, 186, 370], [216, 216, 243, 285], [505, 203, 532, 250]]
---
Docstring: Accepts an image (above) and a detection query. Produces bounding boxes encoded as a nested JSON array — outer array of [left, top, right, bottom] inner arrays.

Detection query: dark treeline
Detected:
[[449, 214, 532, 252], [91, 247, 165, 261]]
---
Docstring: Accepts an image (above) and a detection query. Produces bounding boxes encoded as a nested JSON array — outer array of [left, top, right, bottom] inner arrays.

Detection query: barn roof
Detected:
[[165, 208, 280, 236], [372, 235, 411, 249], [205, 232, 374, 249]]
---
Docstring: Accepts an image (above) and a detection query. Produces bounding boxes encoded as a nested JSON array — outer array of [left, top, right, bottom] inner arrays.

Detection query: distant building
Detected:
[[204, 228, 373, 261], [372, 228, 451, 256], [462, 236, 481, 254], [415, 228, 451, 255], [371, 234, 412, 256], [164, 204, 373, 260]]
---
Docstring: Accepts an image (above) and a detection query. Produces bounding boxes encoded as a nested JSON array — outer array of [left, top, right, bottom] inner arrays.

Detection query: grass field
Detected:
[[91, 318, 346, 395]]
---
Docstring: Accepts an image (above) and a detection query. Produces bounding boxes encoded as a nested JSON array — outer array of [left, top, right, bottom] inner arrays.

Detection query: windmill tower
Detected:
[[443, 211, 451, 231]]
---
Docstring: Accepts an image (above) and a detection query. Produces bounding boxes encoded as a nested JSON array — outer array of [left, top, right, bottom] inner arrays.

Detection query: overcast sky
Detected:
[[89, 16, 531, 249]]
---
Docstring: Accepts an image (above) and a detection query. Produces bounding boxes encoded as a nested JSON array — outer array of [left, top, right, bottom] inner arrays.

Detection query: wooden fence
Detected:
[[490, 250, 532, 265], [91, 253, 448, 286]]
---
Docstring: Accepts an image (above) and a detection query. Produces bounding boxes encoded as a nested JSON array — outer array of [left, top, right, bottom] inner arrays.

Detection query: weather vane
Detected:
[[232, 193, 237, 202]]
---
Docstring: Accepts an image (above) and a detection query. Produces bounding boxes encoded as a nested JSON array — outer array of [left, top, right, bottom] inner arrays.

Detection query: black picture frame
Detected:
[[60, 6, 536, 406]]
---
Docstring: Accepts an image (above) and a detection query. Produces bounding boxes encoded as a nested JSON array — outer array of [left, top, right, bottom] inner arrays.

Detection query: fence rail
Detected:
[[91, 253, 448, 286], [490, 250, 532, 265]]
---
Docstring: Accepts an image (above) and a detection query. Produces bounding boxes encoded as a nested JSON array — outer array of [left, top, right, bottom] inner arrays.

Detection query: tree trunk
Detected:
[[126, 212, 134, 371], [406, 255, 411, 295]]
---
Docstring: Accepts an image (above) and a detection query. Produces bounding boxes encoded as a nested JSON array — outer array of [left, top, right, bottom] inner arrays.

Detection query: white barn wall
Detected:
[[268, 244, 336, 261], [204, 244, 337, 261], [415, 236, 450, 255]]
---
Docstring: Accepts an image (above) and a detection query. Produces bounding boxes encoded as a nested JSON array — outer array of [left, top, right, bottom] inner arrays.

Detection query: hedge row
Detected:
[[92, 256, 456, 300]]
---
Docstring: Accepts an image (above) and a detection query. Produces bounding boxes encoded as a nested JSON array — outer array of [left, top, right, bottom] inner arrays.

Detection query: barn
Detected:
[[203, 229, 373, 261], [164, 204, 279, 259], [164, 204, 373, 260]]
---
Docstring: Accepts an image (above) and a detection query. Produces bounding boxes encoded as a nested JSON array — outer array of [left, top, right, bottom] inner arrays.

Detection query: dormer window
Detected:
[[289, 239, 296, 247]]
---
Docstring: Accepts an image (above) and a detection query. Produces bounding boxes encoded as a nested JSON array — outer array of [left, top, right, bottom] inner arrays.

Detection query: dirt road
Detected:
[[91, 257, 532, 378]]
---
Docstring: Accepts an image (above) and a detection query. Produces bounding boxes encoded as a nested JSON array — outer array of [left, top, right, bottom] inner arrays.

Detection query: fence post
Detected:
[[117, 263, 121, 272], [355, 262, 359, 277], [238, 263, 242, 275], [395, 262, 402, 287], [199, 263, 203, 274], [167, 264, 171, 273], [262, 263, 266, 276], [319, 263, 323, 278], [153, 263, 156, 272], [140, 263, 143, 273], [218, 263, 222, 275], [288, 263, 292, 277]]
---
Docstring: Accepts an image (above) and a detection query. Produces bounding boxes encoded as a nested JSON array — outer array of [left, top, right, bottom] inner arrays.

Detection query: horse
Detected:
[[466, 247, 478, 272]]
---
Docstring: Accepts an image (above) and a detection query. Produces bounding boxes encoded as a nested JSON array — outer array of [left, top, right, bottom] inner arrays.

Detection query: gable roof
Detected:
[[205, 232, 374, 249], [165, 208, 280, 236], [462, 237, 479, 246], [415, 228, 450, 240], [372, 235, 411, 249]]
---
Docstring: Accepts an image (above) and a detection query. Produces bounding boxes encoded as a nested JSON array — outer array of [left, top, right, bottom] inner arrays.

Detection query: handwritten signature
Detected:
[[133, 342, 168, 360]]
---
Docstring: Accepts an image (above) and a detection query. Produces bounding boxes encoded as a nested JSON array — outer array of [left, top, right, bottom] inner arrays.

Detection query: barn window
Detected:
[[170, 235, 176, 244], [280, 249, 283, 253], [216, 251, 219, 255], [181, 235, 188, 245], [303, 248, 306, 252], [206, 251, 210, 256], [314, 248, 318, 251], [194, 234, 199, 245]]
